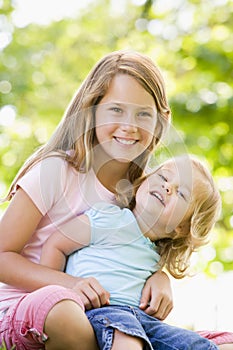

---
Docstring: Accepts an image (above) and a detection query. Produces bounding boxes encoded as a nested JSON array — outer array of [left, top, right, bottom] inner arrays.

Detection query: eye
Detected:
[[137, 111, 152, 118], [177, 189, 185, 200], [158, 174, 167, 182], [110, 107, 123, 113]]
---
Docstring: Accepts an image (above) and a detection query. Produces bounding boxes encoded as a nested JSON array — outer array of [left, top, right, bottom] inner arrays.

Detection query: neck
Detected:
[[93, 158, 130, 193], [133, 207, 148, 233], [133, 207, 157, 241]]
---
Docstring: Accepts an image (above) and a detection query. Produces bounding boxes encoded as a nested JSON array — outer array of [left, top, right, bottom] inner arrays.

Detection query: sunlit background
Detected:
[[0, 0, 233, 331]]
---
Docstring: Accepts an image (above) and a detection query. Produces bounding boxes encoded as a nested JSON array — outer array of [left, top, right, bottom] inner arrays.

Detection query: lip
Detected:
[[114, 137, 138, 145], [150, 190, 165, 206]]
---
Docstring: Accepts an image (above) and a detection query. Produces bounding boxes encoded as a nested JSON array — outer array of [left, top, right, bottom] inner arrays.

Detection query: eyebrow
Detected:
[[159, 166, 173, 172], [107, 101, 156, 111], [159, 167, 192, 190]]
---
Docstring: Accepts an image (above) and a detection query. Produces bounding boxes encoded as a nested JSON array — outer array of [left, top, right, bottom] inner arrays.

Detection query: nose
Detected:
[[162, 183, 173, 195], [120, 122, 138, 133], [120, 113, 138, 133]]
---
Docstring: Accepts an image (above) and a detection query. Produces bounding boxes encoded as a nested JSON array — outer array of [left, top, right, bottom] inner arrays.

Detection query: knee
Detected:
[[44, 300, 97, 350], [112, 329, 144, 350]]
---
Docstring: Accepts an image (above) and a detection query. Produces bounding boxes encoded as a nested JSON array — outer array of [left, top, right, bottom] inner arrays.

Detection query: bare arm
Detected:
[[40, 215, 91, 271], [0, 188, 109, 309]]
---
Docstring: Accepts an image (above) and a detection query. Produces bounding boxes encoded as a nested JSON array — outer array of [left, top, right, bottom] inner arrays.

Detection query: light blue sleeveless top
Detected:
[[66, 202, 160, 307]]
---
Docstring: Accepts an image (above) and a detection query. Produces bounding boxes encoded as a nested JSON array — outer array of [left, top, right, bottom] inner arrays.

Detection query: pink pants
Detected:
[[0, 285, 84, 350], [197, 330, 233, 345]]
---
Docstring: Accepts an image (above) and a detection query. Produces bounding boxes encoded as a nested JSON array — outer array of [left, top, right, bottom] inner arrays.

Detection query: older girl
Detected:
[[0, 50, 171, 350]]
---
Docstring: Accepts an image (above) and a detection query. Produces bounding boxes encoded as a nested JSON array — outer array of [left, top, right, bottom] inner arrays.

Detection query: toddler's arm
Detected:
[[40, 214, 91, 271], [140, 270, 173, 320]]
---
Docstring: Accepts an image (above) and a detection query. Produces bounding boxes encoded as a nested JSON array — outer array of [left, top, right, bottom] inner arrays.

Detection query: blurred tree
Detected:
[[136, 0, 233, 275], [0, 0, 232, 274]]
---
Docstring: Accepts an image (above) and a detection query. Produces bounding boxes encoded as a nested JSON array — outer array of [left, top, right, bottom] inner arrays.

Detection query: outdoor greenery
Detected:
[[0, 0, 232, 277], [0, 339, 14, 350]]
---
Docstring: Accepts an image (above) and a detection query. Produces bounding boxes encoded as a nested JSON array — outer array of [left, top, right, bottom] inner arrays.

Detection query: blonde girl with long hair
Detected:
[[0, 50, 171, 350]]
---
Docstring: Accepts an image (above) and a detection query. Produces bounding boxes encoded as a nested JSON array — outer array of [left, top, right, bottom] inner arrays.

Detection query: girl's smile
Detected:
[[94, 74, 157, 164], [114, 136, 138, 145], [149, 190, 165, 206]]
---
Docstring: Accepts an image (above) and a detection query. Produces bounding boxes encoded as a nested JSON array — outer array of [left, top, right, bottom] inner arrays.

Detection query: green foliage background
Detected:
[[0, 0, 233, 276]]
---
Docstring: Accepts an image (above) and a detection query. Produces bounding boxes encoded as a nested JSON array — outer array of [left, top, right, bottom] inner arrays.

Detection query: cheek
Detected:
[[95, 124, 114, 143], [138, 118, 157, 144], [167, 200, 189, 227], [135, 191, 145, 210], [135, 183, 151, 211], [139, 128, 154, 147], [136, 180, 149, 197]]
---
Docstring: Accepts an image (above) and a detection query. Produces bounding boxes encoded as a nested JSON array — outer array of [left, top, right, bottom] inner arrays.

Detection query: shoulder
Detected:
[[17, 156, 68, 192], [38, 155, 69, 175], [85, 202, 134, 228], [86, 202, 123, 218], [16, 155, 75, 215]]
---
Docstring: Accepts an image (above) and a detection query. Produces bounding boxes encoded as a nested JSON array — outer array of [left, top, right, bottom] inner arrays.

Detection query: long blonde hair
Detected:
[[5, 50, 171, 201], [117, 155, 222, 279]]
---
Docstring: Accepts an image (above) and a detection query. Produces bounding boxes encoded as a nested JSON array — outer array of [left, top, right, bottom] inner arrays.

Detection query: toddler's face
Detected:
[[135, 156, 196, 240]]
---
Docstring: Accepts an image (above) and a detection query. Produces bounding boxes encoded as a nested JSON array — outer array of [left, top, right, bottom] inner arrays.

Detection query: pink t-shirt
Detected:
[[0, 156, 116, 315]]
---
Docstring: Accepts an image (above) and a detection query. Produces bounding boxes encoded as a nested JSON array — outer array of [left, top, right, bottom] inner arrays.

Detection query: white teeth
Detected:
[[115, 137, 136, 145], [154, 192, 163, 201], [151, 191, 165, 205]]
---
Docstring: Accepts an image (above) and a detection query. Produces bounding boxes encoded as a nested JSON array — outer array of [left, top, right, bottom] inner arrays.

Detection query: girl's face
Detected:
[[134, 157, 197, 240], [94, 74, 157, 164]]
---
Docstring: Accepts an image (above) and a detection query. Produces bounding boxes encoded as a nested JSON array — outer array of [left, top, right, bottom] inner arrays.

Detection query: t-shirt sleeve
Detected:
[[85, 203, 127, 245], [85, 202, 120, 245], [16, 156, 68, 215]]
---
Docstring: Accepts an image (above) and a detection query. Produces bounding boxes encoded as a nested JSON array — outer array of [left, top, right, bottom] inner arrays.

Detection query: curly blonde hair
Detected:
[[5, 50, 171, 201], [116, 155, 222, 279]]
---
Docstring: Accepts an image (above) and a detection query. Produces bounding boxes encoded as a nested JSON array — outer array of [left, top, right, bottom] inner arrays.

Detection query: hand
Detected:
[[139, 270, 173, 320], [72, 277, 110, 310]]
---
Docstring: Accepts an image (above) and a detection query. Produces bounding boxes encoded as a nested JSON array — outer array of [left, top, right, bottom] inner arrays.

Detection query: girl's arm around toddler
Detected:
[[0, 188, 110, 310]]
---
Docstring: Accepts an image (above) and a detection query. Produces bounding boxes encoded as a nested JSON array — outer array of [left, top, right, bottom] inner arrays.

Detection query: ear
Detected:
[[174, 220, 190, 236]]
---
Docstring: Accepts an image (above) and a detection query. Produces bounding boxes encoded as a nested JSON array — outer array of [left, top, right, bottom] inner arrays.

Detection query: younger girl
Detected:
[[40, 154, 223, 350], [0, 50, 172, 349]]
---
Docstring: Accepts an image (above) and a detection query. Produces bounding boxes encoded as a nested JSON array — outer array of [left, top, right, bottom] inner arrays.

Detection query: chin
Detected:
[[115, 157, 132, 163]]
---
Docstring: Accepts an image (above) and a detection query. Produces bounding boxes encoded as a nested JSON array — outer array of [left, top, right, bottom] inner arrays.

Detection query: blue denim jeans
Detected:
[[86, 305, 218, 350]]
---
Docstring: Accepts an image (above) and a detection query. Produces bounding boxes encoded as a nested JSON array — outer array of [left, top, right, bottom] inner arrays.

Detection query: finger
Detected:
[[140, 291, 162, 317], [72, 278, 102, 309], [80, 283, 102, 309], [160, 303, 173, 320], [153, 296, 173, 320], [145, 298, 173, 320], [142, 302, 160, 317], [82, 298, 92, 310], [82, 277, 110, 308], [72, 288, 95, 310], [140, 286, 162, 317], [72, 289, 92, 310], [91, 281, 110, 306], [139, 284, 152, 310]]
